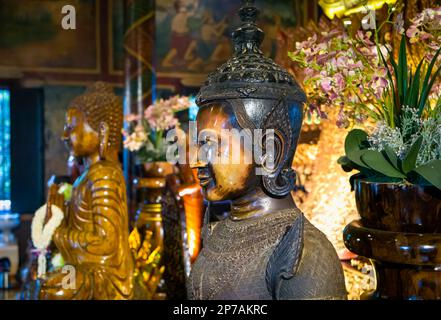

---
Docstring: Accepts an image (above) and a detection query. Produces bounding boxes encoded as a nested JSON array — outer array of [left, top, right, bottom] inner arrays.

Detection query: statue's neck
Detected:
[[230, 188, 296, 221], [85, 149, 119, 167], [85, 152, 100, 167]]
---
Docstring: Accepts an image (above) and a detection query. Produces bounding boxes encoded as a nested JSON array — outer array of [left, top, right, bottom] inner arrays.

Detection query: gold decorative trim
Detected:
[[134, 178, 167, 188]]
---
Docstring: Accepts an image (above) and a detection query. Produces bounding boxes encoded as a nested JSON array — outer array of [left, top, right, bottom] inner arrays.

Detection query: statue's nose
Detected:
[[61, 131, 72, 150], [61, 131, 70, 143]]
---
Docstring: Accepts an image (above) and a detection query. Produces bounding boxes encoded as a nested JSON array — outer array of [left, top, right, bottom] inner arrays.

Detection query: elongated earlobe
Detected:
[[99, 122, 110, 160], [260, 129, 295, 198]]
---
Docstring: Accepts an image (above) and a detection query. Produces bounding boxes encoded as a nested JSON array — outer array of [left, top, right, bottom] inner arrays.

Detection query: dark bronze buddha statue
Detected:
[[188, 0, 347, 300]]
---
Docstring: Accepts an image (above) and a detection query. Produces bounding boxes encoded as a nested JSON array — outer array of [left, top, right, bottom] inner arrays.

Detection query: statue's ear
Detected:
[[98, 122, 110, 160], [259, 129, 284, 175], [260, 129, 296, 198]]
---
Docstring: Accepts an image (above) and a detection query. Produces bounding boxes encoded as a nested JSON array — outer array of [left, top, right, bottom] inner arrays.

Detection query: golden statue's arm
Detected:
[[43, 163, 134, 300], [63, 163, 127, 257]]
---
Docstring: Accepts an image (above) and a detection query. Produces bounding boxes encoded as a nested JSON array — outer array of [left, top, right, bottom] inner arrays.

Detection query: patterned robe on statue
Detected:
[[188, 208, 347, 300], [40, 161, 134, 300]]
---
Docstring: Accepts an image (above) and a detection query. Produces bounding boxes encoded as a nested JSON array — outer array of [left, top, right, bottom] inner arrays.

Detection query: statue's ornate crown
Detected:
[[197, 0, 306, 105]]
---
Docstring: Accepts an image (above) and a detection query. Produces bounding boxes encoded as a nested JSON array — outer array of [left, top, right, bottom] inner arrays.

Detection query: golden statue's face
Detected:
[[62, 107, 100, 158], [194, 104, 257, 202]]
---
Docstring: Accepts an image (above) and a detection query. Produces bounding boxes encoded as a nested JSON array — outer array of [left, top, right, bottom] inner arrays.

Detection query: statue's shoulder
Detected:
[[271, 218, 347, 300], [265, 208, 304, 300], [87, 160, 125, 184]]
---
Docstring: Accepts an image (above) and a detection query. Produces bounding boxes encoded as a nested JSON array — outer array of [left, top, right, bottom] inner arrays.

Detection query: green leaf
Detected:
[[382, 146, 400, 171], [361, 150, 406, 179], [402, 136, 423, 174], [405, 72, 413, 107], [398, 37, 408, 104], [418, 46, 441, 114], [347, 150, 370, 169], [379, 46, 398, 125], [338, 156, 351, 166], [345, 129, 368, 154], [338, 156, 355, 172], [344, 129, 370, 169], [413, 160, 441, 190], [422, 63, 441, 112], [385, 45, 400, 109], [406, 58, 424, 108]]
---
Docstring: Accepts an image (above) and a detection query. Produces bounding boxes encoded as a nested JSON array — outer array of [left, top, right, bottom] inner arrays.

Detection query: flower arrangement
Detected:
[[407, 7, 441, 60], [339, 35, 441, 190], [290, 5, 441, 190], [123, 95, 191, 163], [289, 23, 390, 127]]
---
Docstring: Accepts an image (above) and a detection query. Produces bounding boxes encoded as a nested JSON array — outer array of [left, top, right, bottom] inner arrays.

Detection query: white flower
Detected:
[[51, 253, 65, 270], [123, 127, 148, 152]]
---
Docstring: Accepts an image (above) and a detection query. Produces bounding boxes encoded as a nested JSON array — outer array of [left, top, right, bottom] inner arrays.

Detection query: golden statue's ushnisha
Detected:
[[39, 82, 134, 300]]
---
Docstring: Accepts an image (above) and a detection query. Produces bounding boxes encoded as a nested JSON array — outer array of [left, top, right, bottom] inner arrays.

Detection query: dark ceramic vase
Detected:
[[354, 180, 441, 233], [344, 179, 441, 300]]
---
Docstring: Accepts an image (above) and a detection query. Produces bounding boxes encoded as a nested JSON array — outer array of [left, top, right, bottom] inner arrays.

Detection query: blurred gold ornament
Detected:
[[319, 0, 397, 19], [130, 228, 165, 300]]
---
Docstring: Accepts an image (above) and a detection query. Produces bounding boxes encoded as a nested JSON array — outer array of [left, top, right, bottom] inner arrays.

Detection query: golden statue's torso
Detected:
[[41, 161, 134, 300]]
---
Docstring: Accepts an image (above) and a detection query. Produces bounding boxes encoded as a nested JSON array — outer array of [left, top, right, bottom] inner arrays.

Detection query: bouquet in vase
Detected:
[[123, 95, 191, 163], [290, 5, 441, 190]]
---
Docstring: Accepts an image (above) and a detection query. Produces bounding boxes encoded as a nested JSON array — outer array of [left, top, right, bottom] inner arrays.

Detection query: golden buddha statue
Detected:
[[39, 82, 134, 300]]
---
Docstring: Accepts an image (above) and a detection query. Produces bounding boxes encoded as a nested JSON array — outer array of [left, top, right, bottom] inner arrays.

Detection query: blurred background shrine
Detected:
[[0, 0, 439, 300]]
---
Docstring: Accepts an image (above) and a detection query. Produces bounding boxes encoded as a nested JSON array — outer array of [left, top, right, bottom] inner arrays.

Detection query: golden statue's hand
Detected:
[[45, 184, 66, 226]]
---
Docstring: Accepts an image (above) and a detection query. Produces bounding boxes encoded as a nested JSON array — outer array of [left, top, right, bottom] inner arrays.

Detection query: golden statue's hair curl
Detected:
[[70, 82, 123, 149]]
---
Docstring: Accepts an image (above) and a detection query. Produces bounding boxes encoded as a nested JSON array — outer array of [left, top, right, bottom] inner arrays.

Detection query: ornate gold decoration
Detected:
[[319, 0, 398, 19], [129, 228, 164, 300]]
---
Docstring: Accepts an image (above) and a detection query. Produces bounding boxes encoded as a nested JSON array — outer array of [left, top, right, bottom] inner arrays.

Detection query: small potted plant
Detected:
[[291, 5, 441, 299], [338, 33, 441, 233], [290, 6, 441, 232], [338, 7, 441, 299]]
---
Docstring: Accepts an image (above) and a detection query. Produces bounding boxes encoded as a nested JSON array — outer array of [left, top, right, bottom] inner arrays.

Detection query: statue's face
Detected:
[[194, 104, 258, 202], [62, 107, 99, 158]]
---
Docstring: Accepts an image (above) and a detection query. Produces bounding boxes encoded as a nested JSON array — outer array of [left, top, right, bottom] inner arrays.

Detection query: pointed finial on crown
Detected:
[[239, 0, 258, 23], [232, 0, 264, 54]]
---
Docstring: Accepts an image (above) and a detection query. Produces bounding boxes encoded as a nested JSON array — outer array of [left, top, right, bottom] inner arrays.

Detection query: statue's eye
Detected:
[[199, 136, 213, 146], [198, 136, 219, 164]]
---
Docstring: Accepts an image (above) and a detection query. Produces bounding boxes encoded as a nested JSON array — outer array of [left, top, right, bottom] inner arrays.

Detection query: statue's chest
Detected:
[[189, 222, 286, 300], [69, 173, 94, 228], [190, 244, 273, 300]]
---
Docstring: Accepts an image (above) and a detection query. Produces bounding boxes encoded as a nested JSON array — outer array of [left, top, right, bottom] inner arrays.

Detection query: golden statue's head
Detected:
[[62, 82, 123, 161]]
